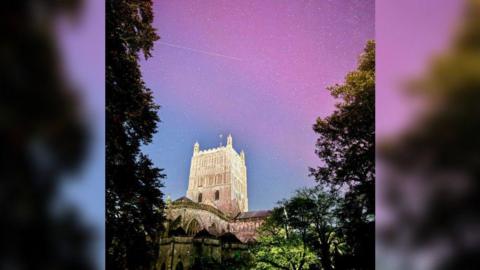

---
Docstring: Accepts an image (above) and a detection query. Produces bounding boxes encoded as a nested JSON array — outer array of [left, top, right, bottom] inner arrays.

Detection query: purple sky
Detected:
[[376, 0, 462, 137], [376, 0, 462, 228], [57, 0, 105, 267], [50, 0, 466, 268], [141, 0, 374, 210]]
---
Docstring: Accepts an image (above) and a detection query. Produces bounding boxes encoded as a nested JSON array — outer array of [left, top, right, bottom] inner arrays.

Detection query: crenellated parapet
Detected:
[[196, 146, 228, 155], [158, 134, 269, 270], [187, 133, 249, 214]]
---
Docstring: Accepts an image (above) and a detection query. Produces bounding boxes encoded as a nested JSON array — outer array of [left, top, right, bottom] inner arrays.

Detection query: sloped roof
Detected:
[[194, 229, 216, 239], [235, 210, 271, 219], [219, 232, 242, 243], [169, 227, 187, 237], [170, 196, 230, 221], [174, 196, 193, 203]]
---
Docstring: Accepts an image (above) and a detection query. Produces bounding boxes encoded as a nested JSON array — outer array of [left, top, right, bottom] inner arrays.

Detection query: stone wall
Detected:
[[230, 218, 265, 242], [167, 202, 230, 236], [186, 135, 248, 216], [158, 236, 199, 270], [157, 236, 248, 270], [158, 135, 272, 269], [167, 199, 269, 242]]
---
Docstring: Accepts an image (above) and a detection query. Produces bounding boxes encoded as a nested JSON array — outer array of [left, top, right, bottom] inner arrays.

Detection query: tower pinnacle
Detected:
[[194, 141, 200, 154], [227, 134, 233, 148]]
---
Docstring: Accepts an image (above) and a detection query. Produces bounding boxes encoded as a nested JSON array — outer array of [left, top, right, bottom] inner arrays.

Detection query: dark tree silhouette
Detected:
[[310, 41, 375, 270], [1, 0, 93, 269], [380, 0, 480, 268], [106, 0, 165, 269]]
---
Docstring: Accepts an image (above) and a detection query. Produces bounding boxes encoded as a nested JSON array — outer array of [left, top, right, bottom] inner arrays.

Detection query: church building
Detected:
[[187, 133, 248, 216], [157, 134, 270, 270]]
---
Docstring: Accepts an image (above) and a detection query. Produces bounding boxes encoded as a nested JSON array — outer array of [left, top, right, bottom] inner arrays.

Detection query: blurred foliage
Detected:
[[310, 40, 375, 270], [0, 0, 94, 269], [106, 0, 165, 269], [379, 0, 480, 269]]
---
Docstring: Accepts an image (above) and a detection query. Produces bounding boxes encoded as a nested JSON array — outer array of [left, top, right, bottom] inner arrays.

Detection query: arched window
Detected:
[[209, 223, 218, 235], [198, 193, 202, 202], [215, 190, 219, 201], [187, 219, 201, 235], [171, 215, 182, 230]]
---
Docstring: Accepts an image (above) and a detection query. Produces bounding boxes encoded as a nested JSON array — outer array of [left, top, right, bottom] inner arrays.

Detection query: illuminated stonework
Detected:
[[186, 134, 248, 216], [158, 135, 270, 268]]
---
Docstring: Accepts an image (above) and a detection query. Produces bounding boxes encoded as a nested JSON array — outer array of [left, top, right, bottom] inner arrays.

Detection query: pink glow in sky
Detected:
[[141, 0, 374, 209], [376, 0, 463, 229], [376, 0, 462, 138]]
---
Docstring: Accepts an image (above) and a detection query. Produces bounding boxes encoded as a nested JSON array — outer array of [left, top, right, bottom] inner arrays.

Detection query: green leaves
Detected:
[[253, 188, 344, 270], [254, 226, 317, 270]]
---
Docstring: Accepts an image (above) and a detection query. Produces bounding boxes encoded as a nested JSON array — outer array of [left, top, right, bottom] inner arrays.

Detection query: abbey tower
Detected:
[[158, 134, 269, 268], [186, 134, 248, 216]]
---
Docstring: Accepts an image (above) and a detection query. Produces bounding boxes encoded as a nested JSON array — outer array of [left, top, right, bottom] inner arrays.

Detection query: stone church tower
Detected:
[[158, 135, 270, 269], [186, 134, 248, 216]]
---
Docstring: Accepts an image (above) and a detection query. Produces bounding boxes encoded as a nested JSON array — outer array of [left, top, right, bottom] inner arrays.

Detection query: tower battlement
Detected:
[[186, 134, 248, 216], [195, 146, 228, 155]]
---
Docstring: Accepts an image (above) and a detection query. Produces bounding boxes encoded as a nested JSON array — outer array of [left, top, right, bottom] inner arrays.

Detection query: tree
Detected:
[[380, 0, 480, 268], [106, 0, 165, 269], [254, 188, 348, 270], [295, 188, 346, 270], [253, 188, 348, 270], [221, 250, 256, 270], [253, 207, 316, 270], [310, 40, 375, 269], [1, 0, 93, 269]]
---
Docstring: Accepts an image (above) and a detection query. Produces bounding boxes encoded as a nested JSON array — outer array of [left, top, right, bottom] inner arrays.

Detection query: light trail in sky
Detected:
[[158, 41, 243, 61]]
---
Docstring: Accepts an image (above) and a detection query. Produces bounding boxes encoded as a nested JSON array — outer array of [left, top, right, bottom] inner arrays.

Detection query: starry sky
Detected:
[[376, 0, 462, 137], [140, 0, 374, 211], [51, 0, 467, 267], [376, 0, 463, 226]]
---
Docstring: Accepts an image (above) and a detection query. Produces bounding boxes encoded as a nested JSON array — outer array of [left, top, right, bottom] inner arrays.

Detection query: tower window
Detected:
[[215, 190, 220, 200], [198, 193, 202, 203]]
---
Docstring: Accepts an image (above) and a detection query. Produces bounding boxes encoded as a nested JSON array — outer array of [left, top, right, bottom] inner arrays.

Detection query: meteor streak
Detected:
[[158, 41, 243, 61]]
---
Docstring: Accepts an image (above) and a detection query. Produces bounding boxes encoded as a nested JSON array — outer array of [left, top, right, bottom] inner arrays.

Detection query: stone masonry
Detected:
[[186, 134, 248, 216], [158, 134, 270, 269]]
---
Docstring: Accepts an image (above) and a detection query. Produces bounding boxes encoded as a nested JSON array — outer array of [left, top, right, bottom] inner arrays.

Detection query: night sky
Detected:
[[141, 0, 375, 211], [376, 0, 462, 137], [52, 0, 466, 267]]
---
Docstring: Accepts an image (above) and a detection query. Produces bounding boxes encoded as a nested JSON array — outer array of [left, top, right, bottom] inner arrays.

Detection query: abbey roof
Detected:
[[171, 197, 271, 221], [235, 210, 271, 220], [174, 196, 193, 203], [194, 229, 216, 239]]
